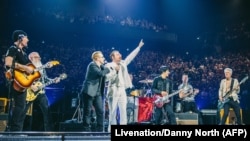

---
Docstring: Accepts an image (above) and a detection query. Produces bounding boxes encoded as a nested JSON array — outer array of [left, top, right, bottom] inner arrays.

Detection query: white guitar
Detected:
[[179, 88, 199, 99]]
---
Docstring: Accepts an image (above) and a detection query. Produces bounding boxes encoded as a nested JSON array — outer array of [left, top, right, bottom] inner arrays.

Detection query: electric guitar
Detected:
[[26, 73, 67, 102], [5, 61, 60, 92], [179, 88, 199, 99], [217, 75, 248, 109], [153, 89, 182, 108]]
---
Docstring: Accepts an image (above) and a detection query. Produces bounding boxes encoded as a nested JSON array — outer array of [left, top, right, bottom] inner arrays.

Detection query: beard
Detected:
[[32, 61, 43, 75], [33, 61, 42, 67]]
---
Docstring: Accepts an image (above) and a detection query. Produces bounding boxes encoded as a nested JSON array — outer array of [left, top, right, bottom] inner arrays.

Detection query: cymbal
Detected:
[[139, 79, 153, 83], [150, 73, 159, 77]]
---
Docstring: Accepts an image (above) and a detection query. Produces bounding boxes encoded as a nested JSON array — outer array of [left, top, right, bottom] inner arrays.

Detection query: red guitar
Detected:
[[153, 89, 181, 108]]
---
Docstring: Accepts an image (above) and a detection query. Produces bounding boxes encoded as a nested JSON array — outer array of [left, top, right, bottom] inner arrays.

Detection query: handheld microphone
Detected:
[[104, 60, 108, 64]]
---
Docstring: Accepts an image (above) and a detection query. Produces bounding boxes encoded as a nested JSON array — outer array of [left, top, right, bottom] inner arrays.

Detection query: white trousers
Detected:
[[107, 86, 127, 132]]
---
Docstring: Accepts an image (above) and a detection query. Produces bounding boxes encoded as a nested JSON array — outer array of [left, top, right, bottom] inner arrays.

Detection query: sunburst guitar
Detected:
[[26, 73, 67, 102], [5, 61, 60, 92]]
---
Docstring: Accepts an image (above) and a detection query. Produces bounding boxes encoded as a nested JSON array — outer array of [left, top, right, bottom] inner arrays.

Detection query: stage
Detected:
[[0, 131, 111, 141]]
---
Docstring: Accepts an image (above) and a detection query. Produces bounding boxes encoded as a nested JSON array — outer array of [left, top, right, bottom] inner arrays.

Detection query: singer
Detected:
[[80, 51, 110, 132], [4, 30, 34, 131], [105, 39, 144, 132]]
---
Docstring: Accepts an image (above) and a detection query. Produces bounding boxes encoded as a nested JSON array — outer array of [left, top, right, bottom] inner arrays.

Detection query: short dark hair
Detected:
[[12, 30, 27, 42], [159, 65, 170, 73], [183, 71, 189, 76]]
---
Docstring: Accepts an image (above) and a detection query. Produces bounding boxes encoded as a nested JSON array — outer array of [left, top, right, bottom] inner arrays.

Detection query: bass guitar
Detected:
[[5, 61, 60, 92], [217, 75, 248, 109], [26, 73, 67, 102]]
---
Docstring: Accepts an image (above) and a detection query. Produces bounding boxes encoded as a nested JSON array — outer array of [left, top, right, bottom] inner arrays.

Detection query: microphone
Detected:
[[102, 60, 113, 70], [104, 60, 108, 64]]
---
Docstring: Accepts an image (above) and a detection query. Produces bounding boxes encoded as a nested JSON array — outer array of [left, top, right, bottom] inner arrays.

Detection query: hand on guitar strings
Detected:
[[24, 65, 34, 74], [161, 91, 168, 96]]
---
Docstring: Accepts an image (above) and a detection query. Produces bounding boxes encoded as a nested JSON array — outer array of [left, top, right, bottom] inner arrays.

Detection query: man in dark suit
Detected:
[[81, 51, 110, 132]]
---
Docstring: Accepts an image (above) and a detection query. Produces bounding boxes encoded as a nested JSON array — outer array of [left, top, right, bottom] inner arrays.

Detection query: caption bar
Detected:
[[111, 125, 249, 140]]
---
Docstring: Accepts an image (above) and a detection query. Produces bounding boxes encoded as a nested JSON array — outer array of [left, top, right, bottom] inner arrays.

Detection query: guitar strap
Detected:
[[229, 79, 235, 99], [165, 79, 169, 94]]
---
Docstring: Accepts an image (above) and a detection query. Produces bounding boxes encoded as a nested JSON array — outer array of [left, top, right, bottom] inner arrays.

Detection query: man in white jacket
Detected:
[[105, 39, 144, 132]]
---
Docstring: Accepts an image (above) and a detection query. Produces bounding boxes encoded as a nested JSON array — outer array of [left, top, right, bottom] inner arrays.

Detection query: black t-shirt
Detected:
[[5, 45, 30, 66]]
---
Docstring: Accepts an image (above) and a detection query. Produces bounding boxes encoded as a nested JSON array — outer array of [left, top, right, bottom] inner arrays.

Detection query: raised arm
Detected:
[[124, 39, 144, 65]]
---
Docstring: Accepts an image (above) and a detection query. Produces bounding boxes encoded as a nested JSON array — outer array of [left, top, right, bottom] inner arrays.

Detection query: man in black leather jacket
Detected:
[[152, 65, 177, 125]]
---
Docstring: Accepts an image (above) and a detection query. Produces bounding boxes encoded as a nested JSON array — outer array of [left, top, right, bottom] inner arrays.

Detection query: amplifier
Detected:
[[201, 109, 218, 125], [220, 108, 242, 125], [175, 112, 198, 125], [0, 114, 8, 132]]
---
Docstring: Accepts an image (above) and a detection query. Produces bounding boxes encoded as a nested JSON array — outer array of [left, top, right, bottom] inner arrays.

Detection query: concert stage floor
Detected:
[[0, 131, 111, 141]]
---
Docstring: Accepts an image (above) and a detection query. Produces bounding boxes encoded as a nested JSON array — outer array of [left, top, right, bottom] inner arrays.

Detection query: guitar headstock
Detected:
[[194, 88, 199, 94], [59, 73, 67, 80], [240, 75, 249, 84], [46, 61, 60, 68]]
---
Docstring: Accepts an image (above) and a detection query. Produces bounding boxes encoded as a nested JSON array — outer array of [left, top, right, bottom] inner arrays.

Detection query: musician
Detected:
[[23, 52, 60, 131], [81, 51, 110, 132], [152, 65, 177, 125], [218, 68, 243, 125], [178, 72, 203, 125], [105, 39, 144, 132], [4, 30, 34, 131]]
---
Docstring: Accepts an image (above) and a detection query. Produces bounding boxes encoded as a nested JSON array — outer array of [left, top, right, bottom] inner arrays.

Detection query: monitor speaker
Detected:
[[175, 112, 198, 125]]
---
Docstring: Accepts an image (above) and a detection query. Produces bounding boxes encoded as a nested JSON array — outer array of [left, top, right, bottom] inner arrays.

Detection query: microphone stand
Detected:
[[71, 91, 83, 123], [5, 55, 16, 132]]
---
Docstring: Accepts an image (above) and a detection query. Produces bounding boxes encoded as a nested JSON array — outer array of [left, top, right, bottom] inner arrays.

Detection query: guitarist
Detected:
[[4, 30, 34, 131], [218, 68, 242, 125], [152, 65, 177, 125], [178, 72, 203, 125], [23, 52, 60, 131]]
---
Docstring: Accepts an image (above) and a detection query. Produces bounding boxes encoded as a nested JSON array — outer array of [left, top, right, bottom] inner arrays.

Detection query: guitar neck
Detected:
[[34, 65, 47, 72], [40, 79, 56, 90], [162, 91, 179, 100]]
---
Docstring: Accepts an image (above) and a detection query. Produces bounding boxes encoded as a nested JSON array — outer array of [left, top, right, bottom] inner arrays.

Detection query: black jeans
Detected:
[[82, 94, 104, 132], [154, 103, 177, 125], [9, 88, 27, 131], [182, 101, 203, 125], [23, 94, 51, 131], [220, 99, 242, 125]]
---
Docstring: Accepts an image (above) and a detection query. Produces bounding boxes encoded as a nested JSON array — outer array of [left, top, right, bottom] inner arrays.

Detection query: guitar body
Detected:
[[26, 73, 67, 102], [217, 99, 230, 109], [5, 61, 60, 92], [26, 81, 45, 102], [14, 64, 41, 88], [5, 63, 41, 92], [13, 81, 26, 92], [153, 89, 185, 108], [153, 95, 170, 108]]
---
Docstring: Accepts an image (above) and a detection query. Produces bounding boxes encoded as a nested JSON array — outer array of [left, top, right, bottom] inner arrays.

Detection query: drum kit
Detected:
[[127, 78, 154, 124], [129, 78, 153, 97]]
